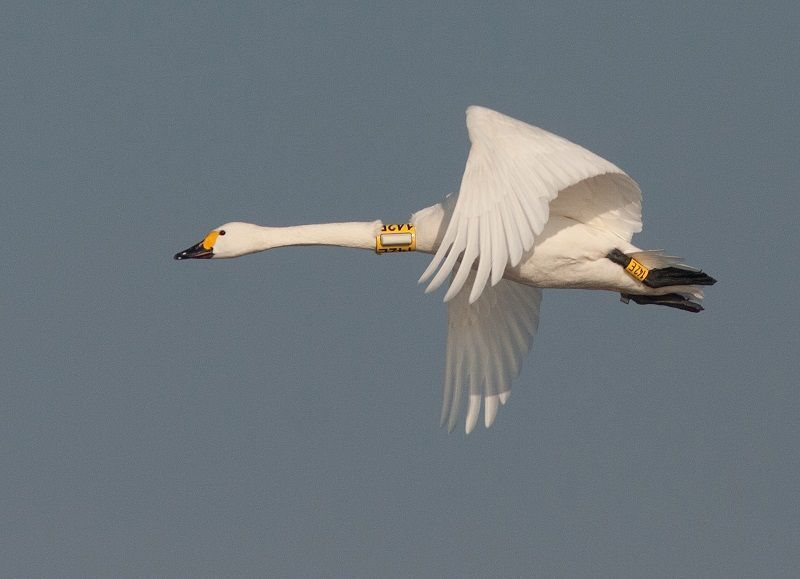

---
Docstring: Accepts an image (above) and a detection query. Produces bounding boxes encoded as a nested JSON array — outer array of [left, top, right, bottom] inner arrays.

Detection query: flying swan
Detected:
[[175, 106, 716, 433]]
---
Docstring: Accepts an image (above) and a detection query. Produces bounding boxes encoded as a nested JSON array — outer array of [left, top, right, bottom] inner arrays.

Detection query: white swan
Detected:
[[175, 106, 715, 433]]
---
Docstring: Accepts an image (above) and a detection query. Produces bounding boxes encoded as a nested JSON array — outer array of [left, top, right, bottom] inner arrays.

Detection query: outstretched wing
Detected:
[[441, 273, 542, 433], [419, 106, 641, 304]]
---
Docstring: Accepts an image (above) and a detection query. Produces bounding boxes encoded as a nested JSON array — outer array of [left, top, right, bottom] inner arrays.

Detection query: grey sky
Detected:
[[2, 2, 798, 576]]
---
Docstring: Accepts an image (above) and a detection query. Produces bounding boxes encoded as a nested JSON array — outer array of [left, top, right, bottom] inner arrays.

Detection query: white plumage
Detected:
[[442, 269, 542, 432], [176, 106, 715, 434], [419, 106, 641, 303]]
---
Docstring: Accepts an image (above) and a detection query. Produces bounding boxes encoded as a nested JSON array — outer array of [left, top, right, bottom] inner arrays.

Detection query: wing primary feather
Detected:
[[484, 395, 499, 428], [507, 188, 535, 250], [469, 214, 492, 304], [419, 221, 457, 284], [467, 341, 482, 398], [444, 218, 480, 302], [426, 224, 466, 294], [488, 336, 508, 395], [447, 345, 465, 433], [490, 211, 507, 286], [515, 182, 549, 240], [465, 394, 481, 434], [499, 201, 523, 266], [440, 332, 456, 427], [495, 320, 520, 378], [506, 316, 530, 363]]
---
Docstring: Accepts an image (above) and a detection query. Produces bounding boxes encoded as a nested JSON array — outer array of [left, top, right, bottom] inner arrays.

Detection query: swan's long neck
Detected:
[[240, 201, 448, 256], [256, 220, 383, 251]]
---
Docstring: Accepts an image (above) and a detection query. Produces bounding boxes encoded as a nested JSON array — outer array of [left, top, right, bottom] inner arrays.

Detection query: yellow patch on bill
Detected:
[[202, 230, 220, 250]]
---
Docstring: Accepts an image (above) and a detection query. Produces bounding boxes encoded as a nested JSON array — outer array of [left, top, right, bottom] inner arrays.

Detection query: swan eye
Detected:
[[219, 230, 226, 235]]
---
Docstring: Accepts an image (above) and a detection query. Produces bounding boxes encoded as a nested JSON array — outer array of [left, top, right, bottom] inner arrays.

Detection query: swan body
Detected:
[[176, 106, 715, 433]]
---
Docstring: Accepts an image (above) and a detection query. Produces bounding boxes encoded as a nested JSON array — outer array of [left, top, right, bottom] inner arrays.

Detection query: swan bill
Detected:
[[174, 241, 214, 260]]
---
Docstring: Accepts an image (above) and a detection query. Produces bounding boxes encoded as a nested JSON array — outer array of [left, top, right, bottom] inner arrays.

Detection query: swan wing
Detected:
[[441, 273, 542, 433], [419, 106, 642, 303]]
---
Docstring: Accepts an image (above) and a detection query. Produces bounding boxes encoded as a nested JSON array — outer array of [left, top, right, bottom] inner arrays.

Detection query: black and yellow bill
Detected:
[[174, 230, 219, 260]]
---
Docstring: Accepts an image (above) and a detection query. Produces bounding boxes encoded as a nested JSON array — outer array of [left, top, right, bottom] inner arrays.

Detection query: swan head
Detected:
[[174, 222, 265, 260]]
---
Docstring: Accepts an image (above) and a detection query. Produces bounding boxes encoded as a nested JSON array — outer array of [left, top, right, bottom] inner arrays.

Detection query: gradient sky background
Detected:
[[2, 2, 798, 576]]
